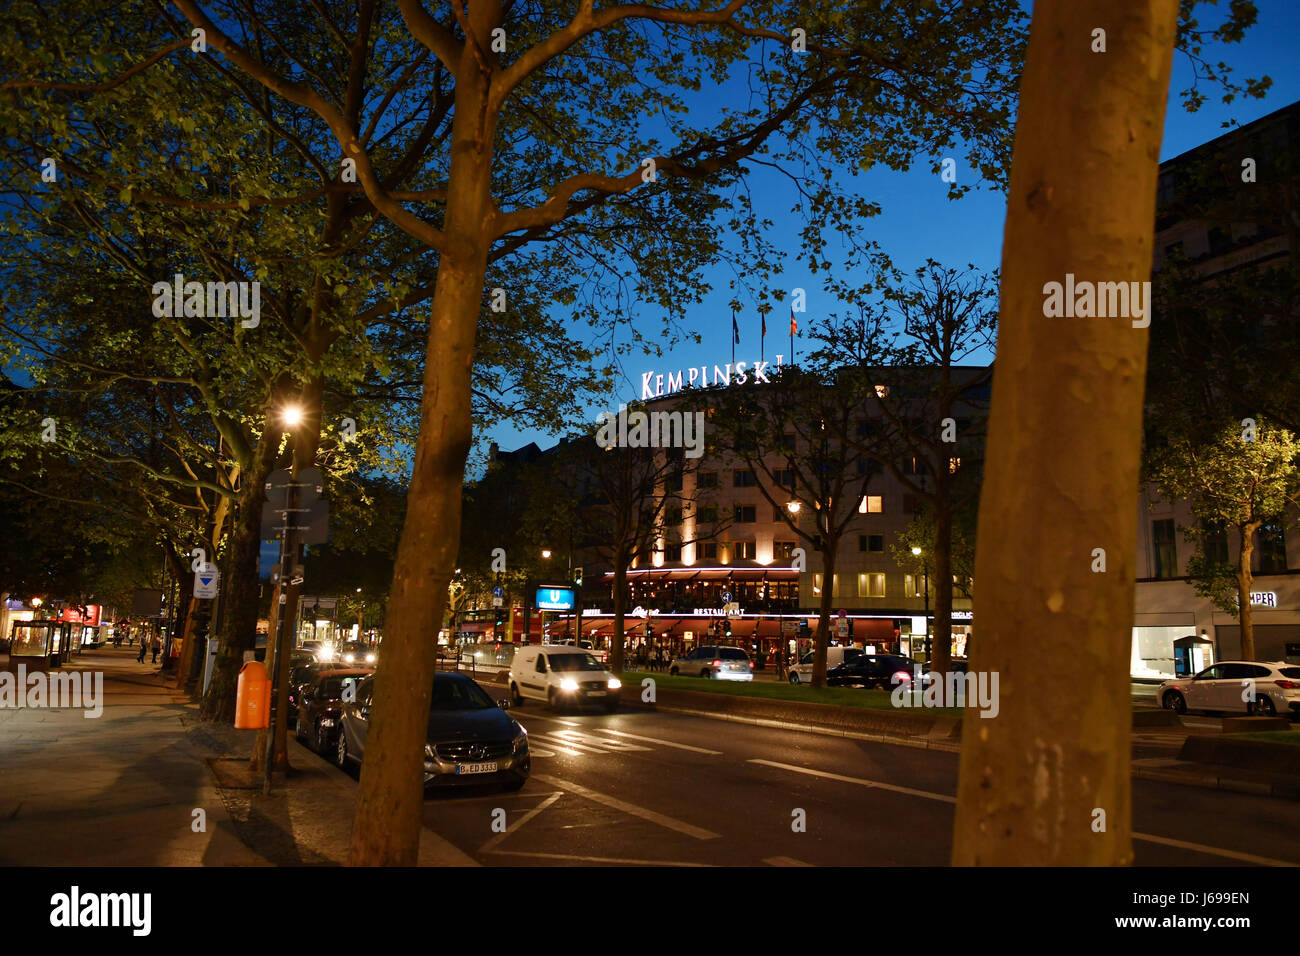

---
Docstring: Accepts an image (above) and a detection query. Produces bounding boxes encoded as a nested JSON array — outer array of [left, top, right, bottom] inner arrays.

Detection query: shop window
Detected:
[[1152, 519, 1178, 578]]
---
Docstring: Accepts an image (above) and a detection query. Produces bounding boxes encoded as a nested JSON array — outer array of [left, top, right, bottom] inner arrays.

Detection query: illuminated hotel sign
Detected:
[[640, 355, 785, 401], [1251, 592, 1278, 608]]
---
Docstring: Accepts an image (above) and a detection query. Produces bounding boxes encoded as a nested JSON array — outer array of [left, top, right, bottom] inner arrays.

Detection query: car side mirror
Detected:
[[497, 699, 511, 710]]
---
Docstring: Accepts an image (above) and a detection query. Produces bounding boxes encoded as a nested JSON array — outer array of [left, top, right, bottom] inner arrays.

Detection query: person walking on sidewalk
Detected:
[[150, 634, 161, 664], [137, 637, 148, 663]]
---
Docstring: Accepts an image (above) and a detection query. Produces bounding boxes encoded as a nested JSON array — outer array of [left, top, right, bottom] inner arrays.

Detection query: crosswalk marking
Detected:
[[528, 733, 613, 755], [550, 729, 651, 752], [591, 728, 722, 755]]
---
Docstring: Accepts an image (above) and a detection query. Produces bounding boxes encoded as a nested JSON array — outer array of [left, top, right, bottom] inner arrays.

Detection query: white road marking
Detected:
[[530, 772, 719, 840], [529, 747, 557, 758], [528, 733, 613, 755], [478, 791, 563, 853], [750, 759, 957, 804], [551, 729, 651, 752], [592, 728, 723, 755], [753, 760, 1296, 867], [483, 849, 711, 866], [764, 856, 814, 867]]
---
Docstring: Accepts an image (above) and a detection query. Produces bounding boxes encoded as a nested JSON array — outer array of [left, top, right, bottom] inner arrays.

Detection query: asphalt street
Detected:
[[344, 704, 1300, 867]]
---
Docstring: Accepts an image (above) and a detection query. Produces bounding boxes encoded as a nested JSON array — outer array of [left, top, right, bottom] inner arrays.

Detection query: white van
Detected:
[[789, 645, 863, 684], [508, 644, 623, 712]]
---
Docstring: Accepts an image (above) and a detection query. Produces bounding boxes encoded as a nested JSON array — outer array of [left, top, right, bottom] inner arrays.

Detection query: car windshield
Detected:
[[717, 649, 748, 660], [429, 678, 497, 711], [341, 642, 367, 653], [319, 675, 365, 699], [546, 653, 604, 672]]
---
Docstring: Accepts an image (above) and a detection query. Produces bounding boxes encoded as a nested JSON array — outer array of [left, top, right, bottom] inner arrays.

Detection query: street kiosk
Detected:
[[7, 619, 74, 668]]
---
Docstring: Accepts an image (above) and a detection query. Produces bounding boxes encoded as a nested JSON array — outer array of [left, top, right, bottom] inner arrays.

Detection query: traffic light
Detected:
[[494, 608, 505, 628], [573, 565, 583, 587]]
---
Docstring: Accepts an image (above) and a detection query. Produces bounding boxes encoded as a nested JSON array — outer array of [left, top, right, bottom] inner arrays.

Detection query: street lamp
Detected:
[[786, 500, 801, 514], [911, 546, 930, 683], [281, 404, 304, 428], [541, 549, 552, 560]]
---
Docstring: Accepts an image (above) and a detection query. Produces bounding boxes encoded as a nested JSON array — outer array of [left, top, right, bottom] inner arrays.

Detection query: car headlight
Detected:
[[344, 653, 355, 663], [365, 653, 376, 664], [560, 678, 579, 692], [424, 743, 436, 758], [512, 728, 528, 754], [607, 678, 622, 690]]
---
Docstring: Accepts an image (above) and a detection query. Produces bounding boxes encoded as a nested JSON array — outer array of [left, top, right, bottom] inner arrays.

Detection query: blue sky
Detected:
[[488, 0, 1300, 456]]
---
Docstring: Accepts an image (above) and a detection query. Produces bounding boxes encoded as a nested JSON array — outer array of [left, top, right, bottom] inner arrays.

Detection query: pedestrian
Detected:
[[150, 634, 161, 664], [137, 637, 148, 663]]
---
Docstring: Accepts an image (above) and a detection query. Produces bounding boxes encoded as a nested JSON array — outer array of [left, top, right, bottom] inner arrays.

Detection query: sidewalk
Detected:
[[0, 645, 475, 866]]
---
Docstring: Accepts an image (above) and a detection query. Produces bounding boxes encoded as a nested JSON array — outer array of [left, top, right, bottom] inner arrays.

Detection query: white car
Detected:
[[1158, 660, 1300, 718], [508, 644, 622, 712], [789, 645, 862, 684]]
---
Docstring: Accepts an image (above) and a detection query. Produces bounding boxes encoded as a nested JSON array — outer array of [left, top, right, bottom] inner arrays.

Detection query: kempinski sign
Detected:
[[640, 354, 785, 401]]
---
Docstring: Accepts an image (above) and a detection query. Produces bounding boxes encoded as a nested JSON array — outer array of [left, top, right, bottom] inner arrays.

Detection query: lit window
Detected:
[[875, 385, 889, 398], [858, 573, 885, 598], [949, 457, 962, 473], [859, 495, 883, 514]]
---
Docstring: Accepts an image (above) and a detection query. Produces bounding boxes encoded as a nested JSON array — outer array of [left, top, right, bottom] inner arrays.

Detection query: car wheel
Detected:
[[511, 683, 524, 707], [700, 669, 712, 679], [669, 666, 679, 676], [294, 715, 307, 743], [335, 732, 350, 769], [1257, 694, 1277, 717], [315, 720, 331, 755], [788, 673, 801, 685], [1162, 690, 1187, 715]]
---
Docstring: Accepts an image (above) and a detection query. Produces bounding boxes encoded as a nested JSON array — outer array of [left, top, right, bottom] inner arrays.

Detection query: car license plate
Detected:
[[456, 762, 497, 775], [585, 690, 606, 697]]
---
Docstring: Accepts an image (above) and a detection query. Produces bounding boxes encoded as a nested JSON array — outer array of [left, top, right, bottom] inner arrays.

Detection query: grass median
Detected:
[[1225, 730, 1300, 744], [621, 669, 965, 716]]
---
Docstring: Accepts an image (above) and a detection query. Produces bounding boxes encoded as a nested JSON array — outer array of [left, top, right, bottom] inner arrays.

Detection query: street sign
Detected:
[[781, 620, 799, 634], [492, 585, 504, 609], [260, 497, 329, 543], [194, 565, 219, 600], [721, 590, 732, 603], [265, 467, 324, 500]]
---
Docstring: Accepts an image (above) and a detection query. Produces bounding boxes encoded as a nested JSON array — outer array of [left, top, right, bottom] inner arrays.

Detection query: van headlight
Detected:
[[607, 678, 622, 690], [560, 678, 579, 692], [343, 653, 355, 663]]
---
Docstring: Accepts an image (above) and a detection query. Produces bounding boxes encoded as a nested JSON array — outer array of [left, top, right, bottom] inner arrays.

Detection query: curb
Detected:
[[1132, 764, 1300, 801]]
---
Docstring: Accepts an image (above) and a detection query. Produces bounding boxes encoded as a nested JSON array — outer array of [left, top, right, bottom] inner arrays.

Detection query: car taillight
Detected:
[[895, 671, 911, 682], [713, 660, 722, 667], [750, 661, 754, 668], [1275, 679, 1300, 689]]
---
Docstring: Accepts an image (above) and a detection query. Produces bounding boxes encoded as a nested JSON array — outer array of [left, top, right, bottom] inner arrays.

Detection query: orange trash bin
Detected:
[[235, 660, 271, 729]]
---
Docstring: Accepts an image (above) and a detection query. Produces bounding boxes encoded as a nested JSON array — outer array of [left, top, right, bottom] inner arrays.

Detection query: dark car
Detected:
[[295, 668, 374, 754], [826, 654, 916, 689], [335, 672, 529, 791], [286, 660, 348, 727]]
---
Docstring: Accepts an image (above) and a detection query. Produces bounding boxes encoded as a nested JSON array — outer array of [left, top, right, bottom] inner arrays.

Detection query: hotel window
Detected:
[[904, 574, 920, 598], [664, 542, 682, 562], [902, 456, 922, 475], [774, 468, 796, 489], [1258, 522, 1288, 574], [664, 506, 683, 527], [1201, 520, 1229, 566], [859, 495, 883, 514], [699, 542, 718, 561], [734, 469, 757, 488], [1152, 519, 1178, 578], [858, 573, 886, 598], [664, 471, 683, 493], [734, 505, 757, 524], [734, 540, 757, 560], [698, 506, 718, 524], [697, 471, 718, 489], [774, 540, 797, 560], [812, 573, 840, 597]]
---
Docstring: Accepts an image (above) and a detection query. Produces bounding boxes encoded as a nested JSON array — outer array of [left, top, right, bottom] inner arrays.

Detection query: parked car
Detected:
[[295, 668, 374, 754], [668, 645, 754, 681], [508, 644, 622, 711], [789, 646, 862, 684], [825, 655, 916, 689], [338, 641, 377, 665], [335, 672, 529, 791], [1159, 661, 1300, 717], [556, 639, 609, 664], [286, 660, 347, 727]]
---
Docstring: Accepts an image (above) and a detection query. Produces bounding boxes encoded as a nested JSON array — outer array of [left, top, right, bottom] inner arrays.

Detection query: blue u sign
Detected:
[[535, 586, 575, 611]]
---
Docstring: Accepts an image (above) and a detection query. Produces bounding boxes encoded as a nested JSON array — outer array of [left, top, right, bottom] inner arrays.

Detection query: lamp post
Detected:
[[912, 546, 930, 701]]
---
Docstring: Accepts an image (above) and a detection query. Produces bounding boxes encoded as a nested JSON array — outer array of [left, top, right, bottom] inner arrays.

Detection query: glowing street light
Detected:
[[786, 501, 801, 514], [911, 546, 922, 556], [541, 549, 553, 559], [281, 404, 304, 428]]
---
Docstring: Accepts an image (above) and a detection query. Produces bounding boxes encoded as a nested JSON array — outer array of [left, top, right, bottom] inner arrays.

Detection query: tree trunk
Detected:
[[347, 53, 496, 862], [611, 561, 628, 675], [952, 0, 1179, 866], [931, 487, 954, 676], [201, 418, 280, 723], [811, 546, 835, 689], [1236, 521, 1259, 661]]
